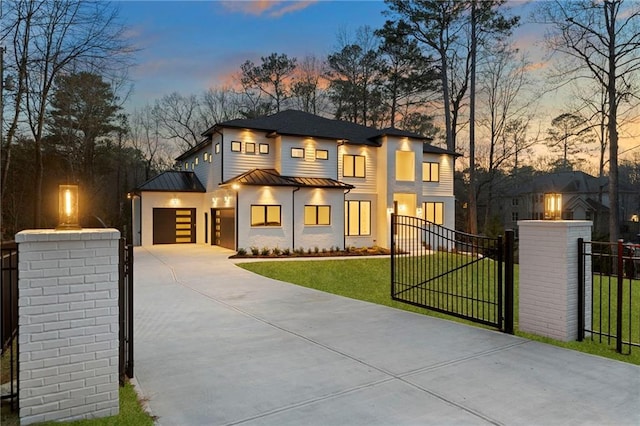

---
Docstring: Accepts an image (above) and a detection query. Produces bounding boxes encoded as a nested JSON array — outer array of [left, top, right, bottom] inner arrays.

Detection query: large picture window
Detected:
[[345, 200, 371, 236], [251, 205, 281, 226], [422, 162, 440, 182], [423, 202, 444, 225], [304, 205, 331, 225], [343, 154, 366, 178], [395, 151, 415, 181]]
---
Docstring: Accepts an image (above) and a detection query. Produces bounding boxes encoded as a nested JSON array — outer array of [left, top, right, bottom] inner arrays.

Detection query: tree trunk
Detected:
[[468, 0, 478, 234]]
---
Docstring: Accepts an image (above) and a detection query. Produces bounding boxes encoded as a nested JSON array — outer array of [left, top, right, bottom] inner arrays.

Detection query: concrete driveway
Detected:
[[133, 245, 639, 426]]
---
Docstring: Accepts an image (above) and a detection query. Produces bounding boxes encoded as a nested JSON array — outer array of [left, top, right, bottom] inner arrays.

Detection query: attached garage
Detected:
[[153, 208, 196, 244]]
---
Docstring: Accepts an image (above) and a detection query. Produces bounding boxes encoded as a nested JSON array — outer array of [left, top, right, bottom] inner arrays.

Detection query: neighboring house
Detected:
[[500, 170, 638, 238], [130, 110, 459, 250]]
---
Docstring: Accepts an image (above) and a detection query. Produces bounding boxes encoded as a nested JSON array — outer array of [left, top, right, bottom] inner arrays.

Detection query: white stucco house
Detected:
[[130, 110, 459, 251]]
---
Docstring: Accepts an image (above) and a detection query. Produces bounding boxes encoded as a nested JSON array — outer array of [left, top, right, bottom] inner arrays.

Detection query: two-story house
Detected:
[[130, 110, 459, 251]]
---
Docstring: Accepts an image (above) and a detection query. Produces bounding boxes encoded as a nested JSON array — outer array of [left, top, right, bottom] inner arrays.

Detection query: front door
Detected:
[[212, 208, 235, 250]]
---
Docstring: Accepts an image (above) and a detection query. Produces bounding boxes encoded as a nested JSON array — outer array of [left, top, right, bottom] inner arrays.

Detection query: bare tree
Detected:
[[129, 105, 173, 180], [199, 87, 244, 125], [290, 55, 330, 115], [240, 52, 297, 113], [153, 92, 206, 152], [535, 0, 640, 242], [1, 0, 134, 227]]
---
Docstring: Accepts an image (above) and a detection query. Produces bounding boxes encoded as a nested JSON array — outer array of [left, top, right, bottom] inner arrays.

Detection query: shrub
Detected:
[[261, 246, 271, 256], [272, 247, 281, 256], [321, 248, 327, 254], [237, 248, 247, 256], [282, 248, 291, 256], [250, 246, 259, 256], [314, 246, 320, 254]]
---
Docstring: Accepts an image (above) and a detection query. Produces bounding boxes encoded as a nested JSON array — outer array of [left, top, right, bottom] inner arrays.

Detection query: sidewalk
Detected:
[[133, 245, 640, 426]]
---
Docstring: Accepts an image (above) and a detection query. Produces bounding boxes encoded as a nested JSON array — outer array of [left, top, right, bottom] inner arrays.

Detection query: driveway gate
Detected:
[[391, 214, 514, 333], [119, 238, 134, 383]]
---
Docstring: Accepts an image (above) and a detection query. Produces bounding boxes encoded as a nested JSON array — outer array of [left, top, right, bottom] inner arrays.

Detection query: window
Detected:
[[343, 155, 366, 178], [184, 161, 188, 170], [512, 198, 519, 206], [195, 157, 199, 166], [305, 205, 331, 225], [231, 141, 241, 152], [511, 211, 518, 222], [345, 200, 371, 236], [259, 143, 269, 154], [251, 205, 281, 226], [245, 142, 256, 154], [291, 147, 305, 158], [316, 149, 329, 160], [396, 151, 415, 181], [215, 143, 220, 154], [423, 202, 444, 225], [203, 152, 208, 162], [422, 162, 440, 182]]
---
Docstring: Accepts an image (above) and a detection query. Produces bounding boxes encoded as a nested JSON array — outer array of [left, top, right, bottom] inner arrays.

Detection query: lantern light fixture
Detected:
[[56, 184, 81, 230]]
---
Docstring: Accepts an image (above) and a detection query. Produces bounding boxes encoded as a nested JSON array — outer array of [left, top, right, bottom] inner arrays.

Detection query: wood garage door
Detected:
[[212, 208, 235, 250], [153, 208, 196, 244]]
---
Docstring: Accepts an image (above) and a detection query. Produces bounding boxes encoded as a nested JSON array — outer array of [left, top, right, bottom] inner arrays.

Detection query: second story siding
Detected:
[[422, 153, 453, 196], [338, 144, 377, 193], [222, 128, 276, 182]]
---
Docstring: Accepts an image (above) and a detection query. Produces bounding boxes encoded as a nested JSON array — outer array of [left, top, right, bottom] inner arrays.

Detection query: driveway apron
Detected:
[[134, 245, 640, 426]]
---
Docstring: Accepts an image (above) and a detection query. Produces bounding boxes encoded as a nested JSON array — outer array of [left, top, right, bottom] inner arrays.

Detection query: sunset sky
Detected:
[[117, 0, 638, 160]]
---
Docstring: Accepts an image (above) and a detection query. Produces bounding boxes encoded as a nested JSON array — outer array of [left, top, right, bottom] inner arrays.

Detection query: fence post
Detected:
[[390, 213, 395, 299], [616, 239, 624, 354], [504, 230, 514, 335], [127, 244, 134, 379], [577, 238, 584, 341]]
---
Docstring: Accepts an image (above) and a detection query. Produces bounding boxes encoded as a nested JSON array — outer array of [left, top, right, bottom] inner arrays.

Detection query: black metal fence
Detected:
[[119, 238, 134, 383], [391, 215, 514, 333], [1, 241, 19, 412], [578, 239, 640, 354]]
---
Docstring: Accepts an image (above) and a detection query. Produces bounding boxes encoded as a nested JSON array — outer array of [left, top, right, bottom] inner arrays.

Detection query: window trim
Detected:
[[345, 200, 371, 236], [291, 147, 305, 158], [250, 205, 282, 227], [304, 205, 331, 226], [316, 149, 329, 160], [231, 141, 242, 152], [343, 154, 366, 178], [422, 162, 440, 182]]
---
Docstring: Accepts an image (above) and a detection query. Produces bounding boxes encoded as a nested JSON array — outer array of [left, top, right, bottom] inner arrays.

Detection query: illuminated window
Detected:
[[396, 151, 415, 181], [422, 202, 444, 225], [251, 205, 281, 226], [316, 149, 329, 160], [291, 147, 305, 158], [343, 155, 365, 178], [345, 200, 371, 236], [231, 141, 241, 152], [203, 152, 208, 162], [259, 143, 269, 154], [246, 142, 255, 154], [305, 205, 331, 225], [195, 157, 199, 165], [215, 143, 220, 154], [184, 161, 188, 169], [422, 162, 439, 182]]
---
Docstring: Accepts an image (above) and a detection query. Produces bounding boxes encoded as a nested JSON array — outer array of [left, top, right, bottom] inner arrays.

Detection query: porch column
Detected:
[[517, 220, 592, 341], [16, 229, 120, 424]]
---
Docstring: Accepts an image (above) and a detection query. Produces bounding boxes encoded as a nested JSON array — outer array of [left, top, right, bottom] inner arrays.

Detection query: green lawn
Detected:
[[239, 257, 640, 365]]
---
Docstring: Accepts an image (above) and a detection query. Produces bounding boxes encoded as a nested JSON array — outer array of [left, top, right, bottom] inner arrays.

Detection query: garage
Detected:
[[212, 208, 235, 250], [153, 208, 196, 244]]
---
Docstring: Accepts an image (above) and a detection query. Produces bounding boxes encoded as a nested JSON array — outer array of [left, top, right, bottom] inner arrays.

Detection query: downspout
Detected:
[[292, 186, 300, 250], [235, 187, 239, 251], [343, 188, 351, 250]]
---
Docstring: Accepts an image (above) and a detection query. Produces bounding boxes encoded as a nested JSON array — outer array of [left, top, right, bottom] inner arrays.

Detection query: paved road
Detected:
[[133, 245, 639, 426]]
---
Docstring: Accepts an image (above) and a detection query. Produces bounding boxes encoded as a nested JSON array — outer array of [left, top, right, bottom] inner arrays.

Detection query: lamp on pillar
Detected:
[[56, 184, 81, 230], [544, 193, 562, 220]]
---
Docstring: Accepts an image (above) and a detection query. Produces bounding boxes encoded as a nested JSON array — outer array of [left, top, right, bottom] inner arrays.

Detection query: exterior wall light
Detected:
[[544, 193, 562, 220], [57, 184, 81, 230]]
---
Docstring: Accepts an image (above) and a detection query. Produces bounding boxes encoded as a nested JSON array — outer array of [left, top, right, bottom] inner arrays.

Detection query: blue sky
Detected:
[[118, 1, 392, 108]]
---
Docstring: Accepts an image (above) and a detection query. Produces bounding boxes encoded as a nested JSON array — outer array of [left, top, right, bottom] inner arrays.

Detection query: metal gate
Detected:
[[1, 241, 19, 412], [119, 238, 134, 383], [391, 214, 514, 332]]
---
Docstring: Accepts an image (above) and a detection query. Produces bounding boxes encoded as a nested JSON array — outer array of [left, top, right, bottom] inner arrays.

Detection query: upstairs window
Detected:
[[291, 147, 305, 158], [422, 162, 440, 182], [259, 143, 269, 154], [246, 142, 256, 154], [231, 141, 241, 152], [343, 154, 366, 178], [396, 151, 415, 181], [316, 149, 329, 160], [215, 143, 220, 154]]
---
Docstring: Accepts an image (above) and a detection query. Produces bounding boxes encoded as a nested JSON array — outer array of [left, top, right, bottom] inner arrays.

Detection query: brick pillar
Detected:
[[518, 221, 592, 342], [16, 229, 120, 425]]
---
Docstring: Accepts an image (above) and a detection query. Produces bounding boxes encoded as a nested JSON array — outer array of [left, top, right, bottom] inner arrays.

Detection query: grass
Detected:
[[0, 381, 155, 426], [239, 257, 640, 365]]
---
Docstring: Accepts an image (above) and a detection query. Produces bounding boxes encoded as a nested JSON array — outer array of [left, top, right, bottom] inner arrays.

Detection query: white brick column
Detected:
[[16, 229, 120, 425], [518, 220, 592, 342]]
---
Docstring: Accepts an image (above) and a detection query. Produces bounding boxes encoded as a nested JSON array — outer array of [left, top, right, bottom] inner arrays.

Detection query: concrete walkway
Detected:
[[133, 245, 639, 426]]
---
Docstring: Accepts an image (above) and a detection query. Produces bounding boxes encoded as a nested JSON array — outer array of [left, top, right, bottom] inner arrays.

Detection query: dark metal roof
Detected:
[[135, 171, 206, 192], [220, 169, 354, 189]]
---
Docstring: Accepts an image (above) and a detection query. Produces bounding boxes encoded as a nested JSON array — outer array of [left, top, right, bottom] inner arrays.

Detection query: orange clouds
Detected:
[[220, 1, 317, 18]]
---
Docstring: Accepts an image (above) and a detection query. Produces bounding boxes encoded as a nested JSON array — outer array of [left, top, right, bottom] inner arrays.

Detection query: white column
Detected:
[[518, 220, 592, 342], [16, 229, 120, 425]]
